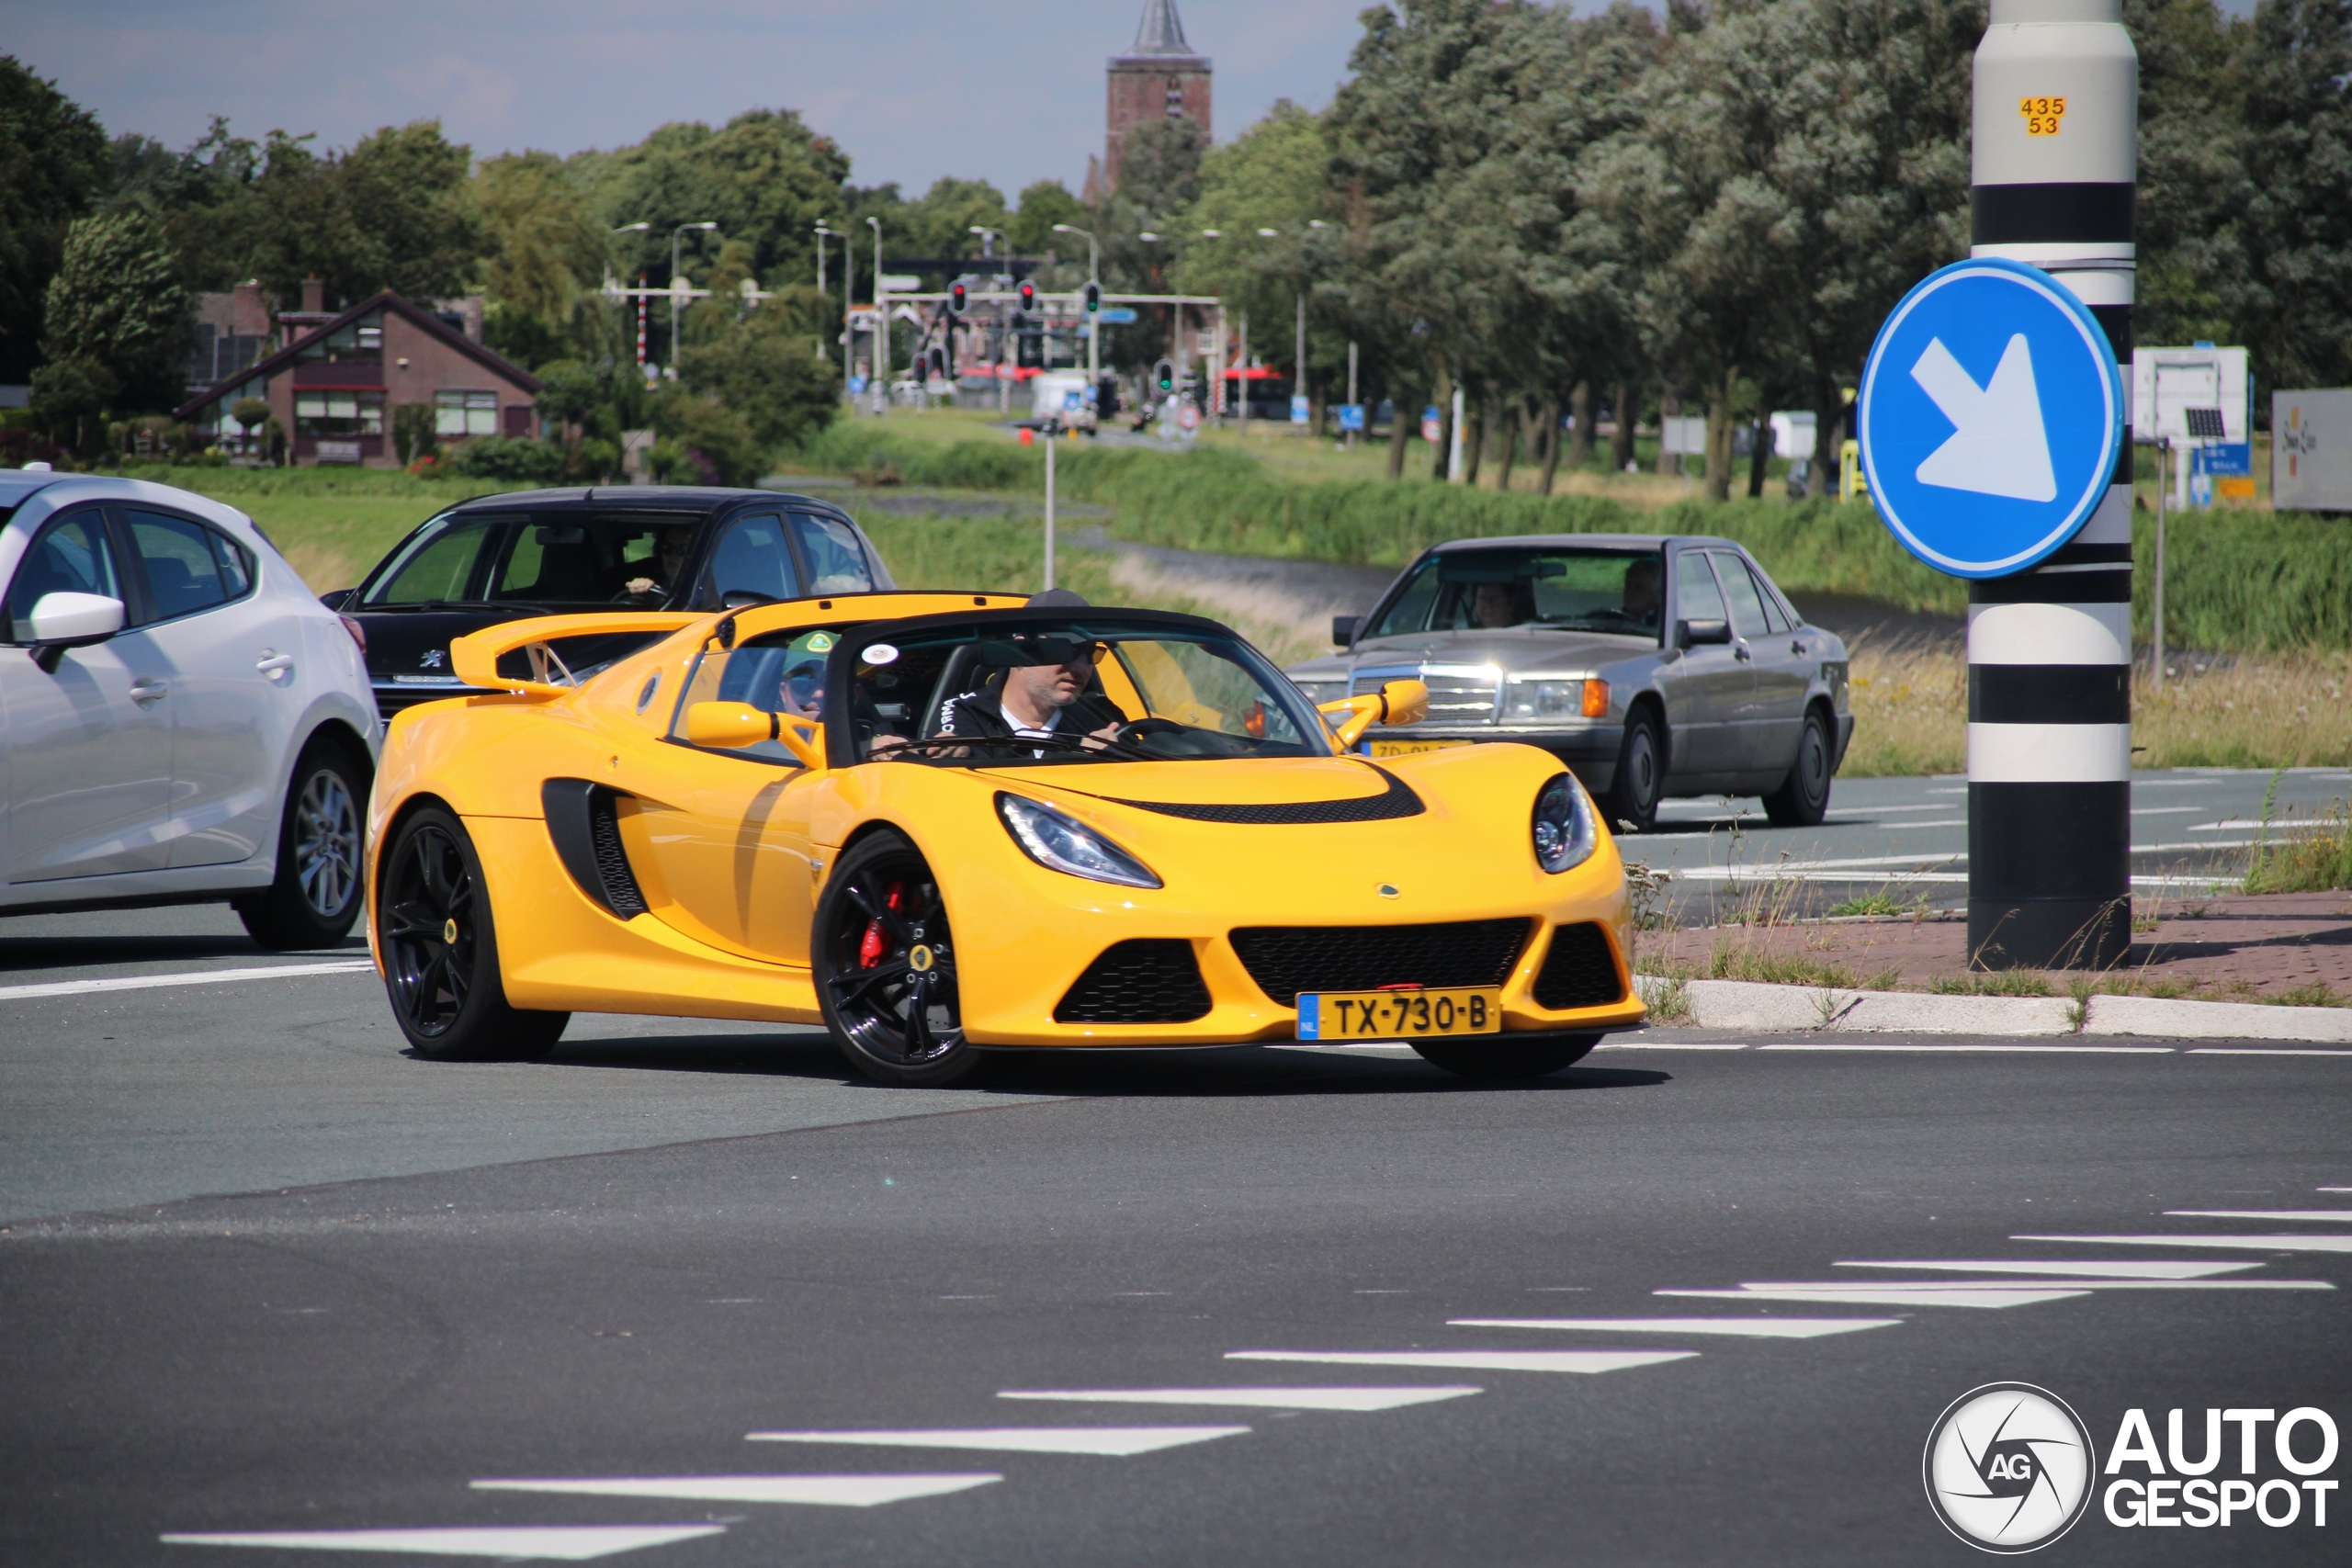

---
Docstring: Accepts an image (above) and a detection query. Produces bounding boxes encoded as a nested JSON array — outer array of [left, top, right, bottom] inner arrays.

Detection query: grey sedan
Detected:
[[1284, 534, 1852, 831]]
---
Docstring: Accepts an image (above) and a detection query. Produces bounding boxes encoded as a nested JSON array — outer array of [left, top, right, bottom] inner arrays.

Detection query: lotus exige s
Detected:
[[364, 594, 1644, 1085]]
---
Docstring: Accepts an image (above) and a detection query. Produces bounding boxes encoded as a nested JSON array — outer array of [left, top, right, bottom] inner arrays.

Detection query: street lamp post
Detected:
[[669, 221, 716, 378], [866, 216, 886, 416], [1052, 223, 1101, 393], [813, 224, 837, 365]]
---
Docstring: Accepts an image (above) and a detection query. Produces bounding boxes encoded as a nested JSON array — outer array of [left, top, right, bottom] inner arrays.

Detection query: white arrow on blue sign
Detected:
[[1858, 257, 2122, 580]]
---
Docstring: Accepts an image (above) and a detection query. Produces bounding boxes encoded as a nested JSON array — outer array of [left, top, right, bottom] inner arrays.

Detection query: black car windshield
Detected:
[[360, 511, 704, 608], [668, 615, 1334, 767], [1365, 547, 1665, 638]]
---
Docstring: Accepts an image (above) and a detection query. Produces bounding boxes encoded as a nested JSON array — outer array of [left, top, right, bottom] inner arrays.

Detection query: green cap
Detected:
[[786, 629, 836, 666]]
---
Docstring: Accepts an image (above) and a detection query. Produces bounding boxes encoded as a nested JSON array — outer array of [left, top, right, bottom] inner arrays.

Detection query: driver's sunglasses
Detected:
[[786, 669, 822, 702]]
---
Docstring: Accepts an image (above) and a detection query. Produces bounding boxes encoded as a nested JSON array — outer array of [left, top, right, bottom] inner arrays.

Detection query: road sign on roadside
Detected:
[[1336, 403, 1366, 432], [1096, 307, 1137, 324], [1858, 256, 2122, 580]]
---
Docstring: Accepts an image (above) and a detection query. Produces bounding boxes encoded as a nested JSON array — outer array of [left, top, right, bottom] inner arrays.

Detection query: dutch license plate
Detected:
[[1365, 738, 1472, 758], [1296, 987, 1503, 1041]]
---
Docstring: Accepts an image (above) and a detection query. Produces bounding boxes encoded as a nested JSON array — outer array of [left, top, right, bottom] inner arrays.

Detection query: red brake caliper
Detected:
[[857, 881, 905, 969]]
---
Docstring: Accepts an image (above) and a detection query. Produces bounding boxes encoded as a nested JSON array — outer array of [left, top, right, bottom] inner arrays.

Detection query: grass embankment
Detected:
[[786, 422, 2352, 650], [108, 465, 496, 594]]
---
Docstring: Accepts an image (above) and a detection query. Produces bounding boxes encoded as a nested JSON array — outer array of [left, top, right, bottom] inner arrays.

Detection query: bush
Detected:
[[649, 388, 763, 486], [677, 307, 840, 451], [446, 435, 563, 484]]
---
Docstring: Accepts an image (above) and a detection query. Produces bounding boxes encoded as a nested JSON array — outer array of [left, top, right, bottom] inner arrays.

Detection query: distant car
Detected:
[[1285, 534, 1852, 832], [0, 469, 379, 945], [322, 487, 894, 722]]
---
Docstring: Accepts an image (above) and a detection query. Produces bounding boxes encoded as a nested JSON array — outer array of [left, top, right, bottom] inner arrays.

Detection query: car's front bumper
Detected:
[[1366, 725, 1624, 794]]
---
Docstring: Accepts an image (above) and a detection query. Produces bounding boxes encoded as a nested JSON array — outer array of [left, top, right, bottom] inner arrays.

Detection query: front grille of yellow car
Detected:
[[1352, 666, 1498, 724], [1532, 921, 1625, 1010], [1101, 768, 1423, 824], [1227, 919, 1532, 1006], [1055, 940, 1214, 1024]]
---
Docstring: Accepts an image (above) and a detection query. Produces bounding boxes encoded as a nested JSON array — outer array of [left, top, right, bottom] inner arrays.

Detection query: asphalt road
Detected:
[[4, 908, 2348, 1566]]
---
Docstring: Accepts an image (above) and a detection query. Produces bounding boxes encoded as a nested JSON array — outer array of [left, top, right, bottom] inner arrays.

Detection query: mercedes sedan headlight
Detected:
[[997, 793, 1162, 889], [1532, 773, 1598, 874]]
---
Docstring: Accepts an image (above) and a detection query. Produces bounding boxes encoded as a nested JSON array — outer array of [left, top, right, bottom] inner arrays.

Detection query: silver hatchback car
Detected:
[[0, 470, 380, 944], [1285, 534, 1853, 831]]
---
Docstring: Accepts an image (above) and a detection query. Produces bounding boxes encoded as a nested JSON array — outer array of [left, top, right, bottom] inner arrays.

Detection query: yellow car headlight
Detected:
[[1532, 773, 1598, 874], [996, 793, 1162, 889]]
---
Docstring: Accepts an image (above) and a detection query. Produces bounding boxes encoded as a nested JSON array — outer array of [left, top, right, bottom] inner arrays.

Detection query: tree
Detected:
[[1009, 180, 1083, 254], [474, 151, 609, 368], [224, 121, 482, 308], [1115, 117, 1208, 222], [2129, 0, 2254, 350], [677, 299, 841, 450], [40, 207, 192, 415], [2238, 0, 2352, 389], [28, 355, 115, 456], [585, 109, 851, 300], [0, 58, 112, 384]]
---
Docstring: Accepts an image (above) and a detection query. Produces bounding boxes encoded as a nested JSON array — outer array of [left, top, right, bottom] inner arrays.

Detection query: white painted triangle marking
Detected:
[[743, 1427, 1245, 1456], [1446, 1316, 1898, 1338], [472, 1474, 999, 1506], [1715, 1277, 2329, 1293], [998, 1386, 1480, 1411], [2165, 1210, 2352, 1222], [2016, 1232, 2352, 1253], [1657, 1286, 2086, 1309], [1911, 333, 2057, 502], [1835, 1258, 2257, 1279], [159, 1527, 723, 1560], [1225, 1348, 1695, 1373]]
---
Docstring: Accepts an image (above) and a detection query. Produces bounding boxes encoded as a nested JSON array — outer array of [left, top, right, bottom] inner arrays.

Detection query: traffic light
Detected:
[[1018, 279, 1036, 312], [949, 281, 967, 316], [1152, 359, 1175, 395], [1083, 280, 1101, 315], [912, 352, 929, 385]]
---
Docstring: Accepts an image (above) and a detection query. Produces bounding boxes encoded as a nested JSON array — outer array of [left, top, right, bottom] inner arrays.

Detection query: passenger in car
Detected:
[[1621, 557, 1662, 631]]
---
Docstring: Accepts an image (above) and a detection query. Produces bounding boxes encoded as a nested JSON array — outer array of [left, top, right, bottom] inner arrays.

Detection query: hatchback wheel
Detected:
[[237, 739, 368, 950], [376, 806, 567, 1061], [814, 830, 990, 1088]]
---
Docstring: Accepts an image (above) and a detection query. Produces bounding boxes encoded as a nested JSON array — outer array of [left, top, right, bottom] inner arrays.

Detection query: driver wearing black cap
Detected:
[[938, 631, 1126, 752]]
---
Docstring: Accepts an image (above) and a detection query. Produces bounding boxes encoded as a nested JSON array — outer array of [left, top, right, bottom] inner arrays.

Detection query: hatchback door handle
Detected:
[[256, 651, 296, 674], [130, 678, 168, 704]]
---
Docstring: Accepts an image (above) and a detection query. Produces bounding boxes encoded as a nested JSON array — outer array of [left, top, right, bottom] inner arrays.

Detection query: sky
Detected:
[[12, 0, 1379, 199]]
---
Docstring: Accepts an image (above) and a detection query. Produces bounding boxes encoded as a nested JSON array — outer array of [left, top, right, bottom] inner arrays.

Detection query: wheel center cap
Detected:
[[442, 918, 459, 945], [909, 944, 935, 973]]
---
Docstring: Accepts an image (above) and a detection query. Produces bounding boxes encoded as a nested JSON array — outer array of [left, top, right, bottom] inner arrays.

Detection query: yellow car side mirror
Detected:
[[683, 701, 823, 770], [1376, 679, 1429, 727], [1317, 679, 1430, 750]]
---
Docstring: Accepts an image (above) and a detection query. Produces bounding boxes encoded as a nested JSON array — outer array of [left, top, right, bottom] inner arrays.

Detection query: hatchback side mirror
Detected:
[[1331, 615, 1359, 648], [27, 592, 125, 672], [1677, 617, 1733, 648]]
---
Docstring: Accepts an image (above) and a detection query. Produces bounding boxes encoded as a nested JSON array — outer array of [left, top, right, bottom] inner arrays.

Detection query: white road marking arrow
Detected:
[[1911, 333, 2058, 502]]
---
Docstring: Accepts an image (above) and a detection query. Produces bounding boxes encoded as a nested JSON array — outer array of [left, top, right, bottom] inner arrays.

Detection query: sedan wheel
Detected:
[[815, 831, 989, 1087], [1762, 708, 1834, 828], [377, 806, 567, 1061], [1603, 711, 1663, 834]]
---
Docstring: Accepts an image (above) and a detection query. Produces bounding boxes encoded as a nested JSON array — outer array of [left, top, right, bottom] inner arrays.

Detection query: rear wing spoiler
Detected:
[[449, 612, 705, 699]]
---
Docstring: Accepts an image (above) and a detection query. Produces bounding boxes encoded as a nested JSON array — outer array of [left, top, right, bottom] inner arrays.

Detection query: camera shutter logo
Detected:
[[1924, 1383, 2097, 1552]]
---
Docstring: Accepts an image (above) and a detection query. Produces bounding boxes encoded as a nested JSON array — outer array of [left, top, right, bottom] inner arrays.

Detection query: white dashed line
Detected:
[[999, 1387, 1479, 1411], [159, 1526, 724, 1559], [2015, 1232, 2352, 1252], [2190, 1049, 2352, 1057], [1757, 1043, 2172, 1055], [1227, 1348, 1696, 1373], [2164, 1210, 2352, 1222], [1833, 1258, 2257, 1279], [1657, 1285, 2089, 1309], [1597, 1042, 1749, 1051], [744, 1427, 1247, 1456], [1447, 1316, 1897, 1338], [0, 960, 373, 1002], [472, 1475, 999, 1506]]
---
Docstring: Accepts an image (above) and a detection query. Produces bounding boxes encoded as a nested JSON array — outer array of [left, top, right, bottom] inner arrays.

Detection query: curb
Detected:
[[1634, 976, 2352, 1043]]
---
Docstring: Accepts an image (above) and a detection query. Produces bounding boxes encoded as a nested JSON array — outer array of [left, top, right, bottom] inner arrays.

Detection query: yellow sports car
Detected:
[[365, 594, 1643, 1085]]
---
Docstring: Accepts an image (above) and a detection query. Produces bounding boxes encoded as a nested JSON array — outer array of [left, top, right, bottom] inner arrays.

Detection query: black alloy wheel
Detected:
[[1411, 1033, 1601, 1079], [1762, 707, 1834, 828], [376, 806, 568, 1061], [237, 739, 368, 950], [1604, 710, 1664, 833], [814, 830, 988, 1087]]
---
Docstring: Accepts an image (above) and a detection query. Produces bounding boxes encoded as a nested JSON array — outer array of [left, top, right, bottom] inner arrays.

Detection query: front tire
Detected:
[[814, 829, 991, 1088], [1761, 707, 1834, 828], [1411, 1033, 1600, 1079], [237, 739, 368, 950], [376, 806, 568, 1061], [1603, 710, 1664, 833]]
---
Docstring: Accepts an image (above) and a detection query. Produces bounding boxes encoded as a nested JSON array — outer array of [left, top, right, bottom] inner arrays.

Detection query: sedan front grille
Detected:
[[1532, 921, 1625, 1010], [1228, 919, 1532, 1005], [1353, 666, 1498, 725], [1056, 940, 1214, 1023]]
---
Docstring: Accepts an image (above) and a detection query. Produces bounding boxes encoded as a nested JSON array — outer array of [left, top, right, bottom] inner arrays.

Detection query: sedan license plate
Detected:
[[1365, 738, 1472, 758], [1296, 987, 1502, 1041]]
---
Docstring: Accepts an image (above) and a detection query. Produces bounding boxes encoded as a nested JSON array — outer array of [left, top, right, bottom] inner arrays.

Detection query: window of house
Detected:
[[435, 389, 500, 438], [356, 325, 382, 352], [299, 312, 384, 364], [294, 390, 384, 437]]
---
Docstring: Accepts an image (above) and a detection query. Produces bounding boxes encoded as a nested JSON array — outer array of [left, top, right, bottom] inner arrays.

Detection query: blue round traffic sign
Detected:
[[1858, 257, 2122, 579]]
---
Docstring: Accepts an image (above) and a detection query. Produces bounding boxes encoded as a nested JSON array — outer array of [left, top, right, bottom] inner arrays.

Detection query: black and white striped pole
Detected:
[[1965, 0, 2137, 969]]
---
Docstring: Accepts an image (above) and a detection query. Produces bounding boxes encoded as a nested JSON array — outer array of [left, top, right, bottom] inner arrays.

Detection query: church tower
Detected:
[[1101, 0, 1211, 195]]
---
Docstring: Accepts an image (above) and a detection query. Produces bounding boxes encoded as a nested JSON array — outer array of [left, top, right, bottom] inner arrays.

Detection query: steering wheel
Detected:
[[1113, 716, 1187, 746], [610, 585, 660, 604]]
